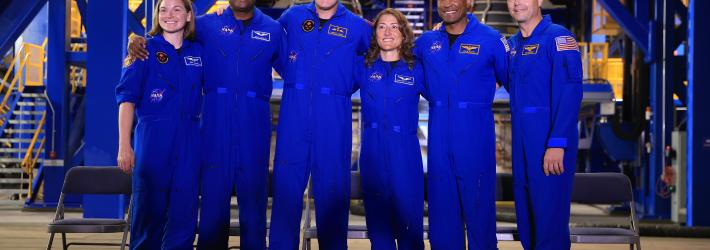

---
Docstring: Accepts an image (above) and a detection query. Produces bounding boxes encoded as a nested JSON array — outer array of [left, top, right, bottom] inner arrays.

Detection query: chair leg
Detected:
[[120, 227, 129, 250], [47, 233, 55, 250], [61, 233, 67, 250]]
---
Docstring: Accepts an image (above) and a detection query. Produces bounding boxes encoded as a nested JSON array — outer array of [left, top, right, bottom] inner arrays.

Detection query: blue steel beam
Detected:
[[45, 0, 71, 207], [597, 0, 650, 56], [687, 0, 710, 227], [84, 0, 128, 218], [0, 0, 47, 56]]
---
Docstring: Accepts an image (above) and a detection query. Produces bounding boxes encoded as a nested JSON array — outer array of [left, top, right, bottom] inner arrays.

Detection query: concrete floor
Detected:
[[2, 200, 709, 250]]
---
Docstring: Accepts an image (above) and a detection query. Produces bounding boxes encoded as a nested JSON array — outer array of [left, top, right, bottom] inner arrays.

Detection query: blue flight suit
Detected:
[[195, 7, 286, 250], [507, 15, 582, 250], [268, 3, 370, 249], [115, 35, 203, 250], [414, 14, 508, 250], [356, 58, 428, 250]]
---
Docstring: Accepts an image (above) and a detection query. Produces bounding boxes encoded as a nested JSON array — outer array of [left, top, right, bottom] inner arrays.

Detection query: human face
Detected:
[[376, 14, 403, 52], [438, 0, 471, 25], [315, 0, 339, 12], [230, 0, 255, 13], [158, 0, 192, 34], [507, 0, 543, 24]]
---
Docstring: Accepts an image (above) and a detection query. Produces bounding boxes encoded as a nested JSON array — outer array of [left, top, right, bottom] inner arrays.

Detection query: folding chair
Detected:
[[301, 171, 366, 250], [570, 173, 641, 250], [46, 166, 132, 250]]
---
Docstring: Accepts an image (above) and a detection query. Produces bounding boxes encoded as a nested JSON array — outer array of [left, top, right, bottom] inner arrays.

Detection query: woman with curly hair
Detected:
[[356, 8, 429, 250]]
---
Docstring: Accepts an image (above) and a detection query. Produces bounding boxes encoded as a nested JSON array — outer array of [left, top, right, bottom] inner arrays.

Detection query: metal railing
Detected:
[[20, 112, 46, 198]]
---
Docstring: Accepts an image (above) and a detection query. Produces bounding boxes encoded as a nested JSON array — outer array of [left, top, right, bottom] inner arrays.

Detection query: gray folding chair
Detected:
[[301, 171, 366, 250], [47, 167, 132, 250], [570, 173, 641, 250]]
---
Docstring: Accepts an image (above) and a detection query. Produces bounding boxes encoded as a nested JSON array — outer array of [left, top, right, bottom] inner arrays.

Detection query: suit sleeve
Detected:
[[357, 21, 372, 56], [277, 8, 292, 30], [494, 36, 510, 90], [547, 35, 583, 148], [115, 55, 147, 106], [352, 56, 365, 94], [272, 27, 288, 78], [415, 61, 430, 101]]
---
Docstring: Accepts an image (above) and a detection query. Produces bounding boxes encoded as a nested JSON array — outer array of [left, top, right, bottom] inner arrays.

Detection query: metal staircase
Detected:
[[473, 0, 518, 37], [392, 0, 427, 36], [0, 42, 47, 201]]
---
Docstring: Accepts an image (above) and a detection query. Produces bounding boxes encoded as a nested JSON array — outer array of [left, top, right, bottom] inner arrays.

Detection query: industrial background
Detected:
[[0, 0, 709, 249]]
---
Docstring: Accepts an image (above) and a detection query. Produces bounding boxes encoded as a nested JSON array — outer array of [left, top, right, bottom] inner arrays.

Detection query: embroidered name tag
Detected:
[[459, 44, 480, 55], [327, 24, 348, 38], [522, 44, 539, 55], [251, 30, 271, 42], [184, 56, 202, 66], [394, 74, 414, 85]]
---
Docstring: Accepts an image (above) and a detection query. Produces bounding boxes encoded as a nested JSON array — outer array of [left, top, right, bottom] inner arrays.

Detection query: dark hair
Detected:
[[147, 0, 196, 40], [365, 8, 416, 69]]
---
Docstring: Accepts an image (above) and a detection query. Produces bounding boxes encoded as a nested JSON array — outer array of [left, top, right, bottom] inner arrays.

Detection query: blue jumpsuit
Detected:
[[194, 7, 286, 250], [269, 3, 371, 249], [115, 35, 203, 250], [356, 59, 427, 250], [414, 15, 508, 250], [507, 15, 582, 250]]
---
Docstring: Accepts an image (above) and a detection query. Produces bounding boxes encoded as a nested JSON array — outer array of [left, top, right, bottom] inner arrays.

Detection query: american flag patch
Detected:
[[555, 36, 579, 51]]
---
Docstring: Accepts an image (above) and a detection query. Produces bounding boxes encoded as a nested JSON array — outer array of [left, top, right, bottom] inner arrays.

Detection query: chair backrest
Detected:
[[571, 173, 633, 204], [62, 167, 132, 195]]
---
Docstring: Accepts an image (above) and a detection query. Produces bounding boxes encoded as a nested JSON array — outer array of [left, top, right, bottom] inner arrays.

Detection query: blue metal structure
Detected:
[[0, 0, 47, 58], [687, 0, 710, 227]]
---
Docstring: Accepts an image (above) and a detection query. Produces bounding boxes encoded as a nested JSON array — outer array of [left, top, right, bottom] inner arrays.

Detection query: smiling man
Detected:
[[267, 0, 371, 249], [413, 0, 509, 249], [506, 0, 583, 249]]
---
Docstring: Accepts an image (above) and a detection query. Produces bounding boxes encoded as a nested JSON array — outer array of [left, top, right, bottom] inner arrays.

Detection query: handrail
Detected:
[[23, 138, 45, 198], [21, 111, 46, 176], [0, 52, 22, 94], [0, 54, 30, 112]]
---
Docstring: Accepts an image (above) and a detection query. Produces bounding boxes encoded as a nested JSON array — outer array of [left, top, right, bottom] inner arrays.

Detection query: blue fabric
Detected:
[[268, 3, 371, 250], [356, 58, 427, 250], [414, 14, 508, 250], [507, 15, 583, 250], [115, 35, 203, 250], [193, 7, 285, 250]]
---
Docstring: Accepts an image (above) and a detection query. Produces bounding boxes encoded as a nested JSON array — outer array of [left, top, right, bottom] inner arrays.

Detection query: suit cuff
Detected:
[[547, 137, 568, 148]]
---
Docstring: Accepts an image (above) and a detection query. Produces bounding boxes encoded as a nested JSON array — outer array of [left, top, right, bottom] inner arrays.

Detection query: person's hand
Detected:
[[128, 35, 149, 61], [215, 5, 228, 15], [117, 144, 135, 174], [543, 148, 565, 176]]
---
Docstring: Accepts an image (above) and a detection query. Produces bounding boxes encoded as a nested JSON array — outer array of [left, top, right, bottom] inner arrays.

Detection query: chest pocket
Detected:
[[390, 72, 418, 103], [245, 29, 272, 61]]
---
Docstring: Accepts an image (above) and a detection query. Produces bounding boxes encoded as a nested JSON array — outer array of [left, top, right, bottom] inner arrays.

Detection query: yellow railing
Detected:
[[0, 54, 30, 115], [20, 112, 46, 198]]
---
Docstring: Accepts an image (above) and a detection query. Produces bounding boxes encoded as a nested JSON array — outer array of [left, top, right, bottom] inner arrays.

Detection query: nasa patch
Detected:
[[220, 25, 235, 35], [369, 71, 383, 81], [150, 88, 166, 103], [430, 41, 442, 54]]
